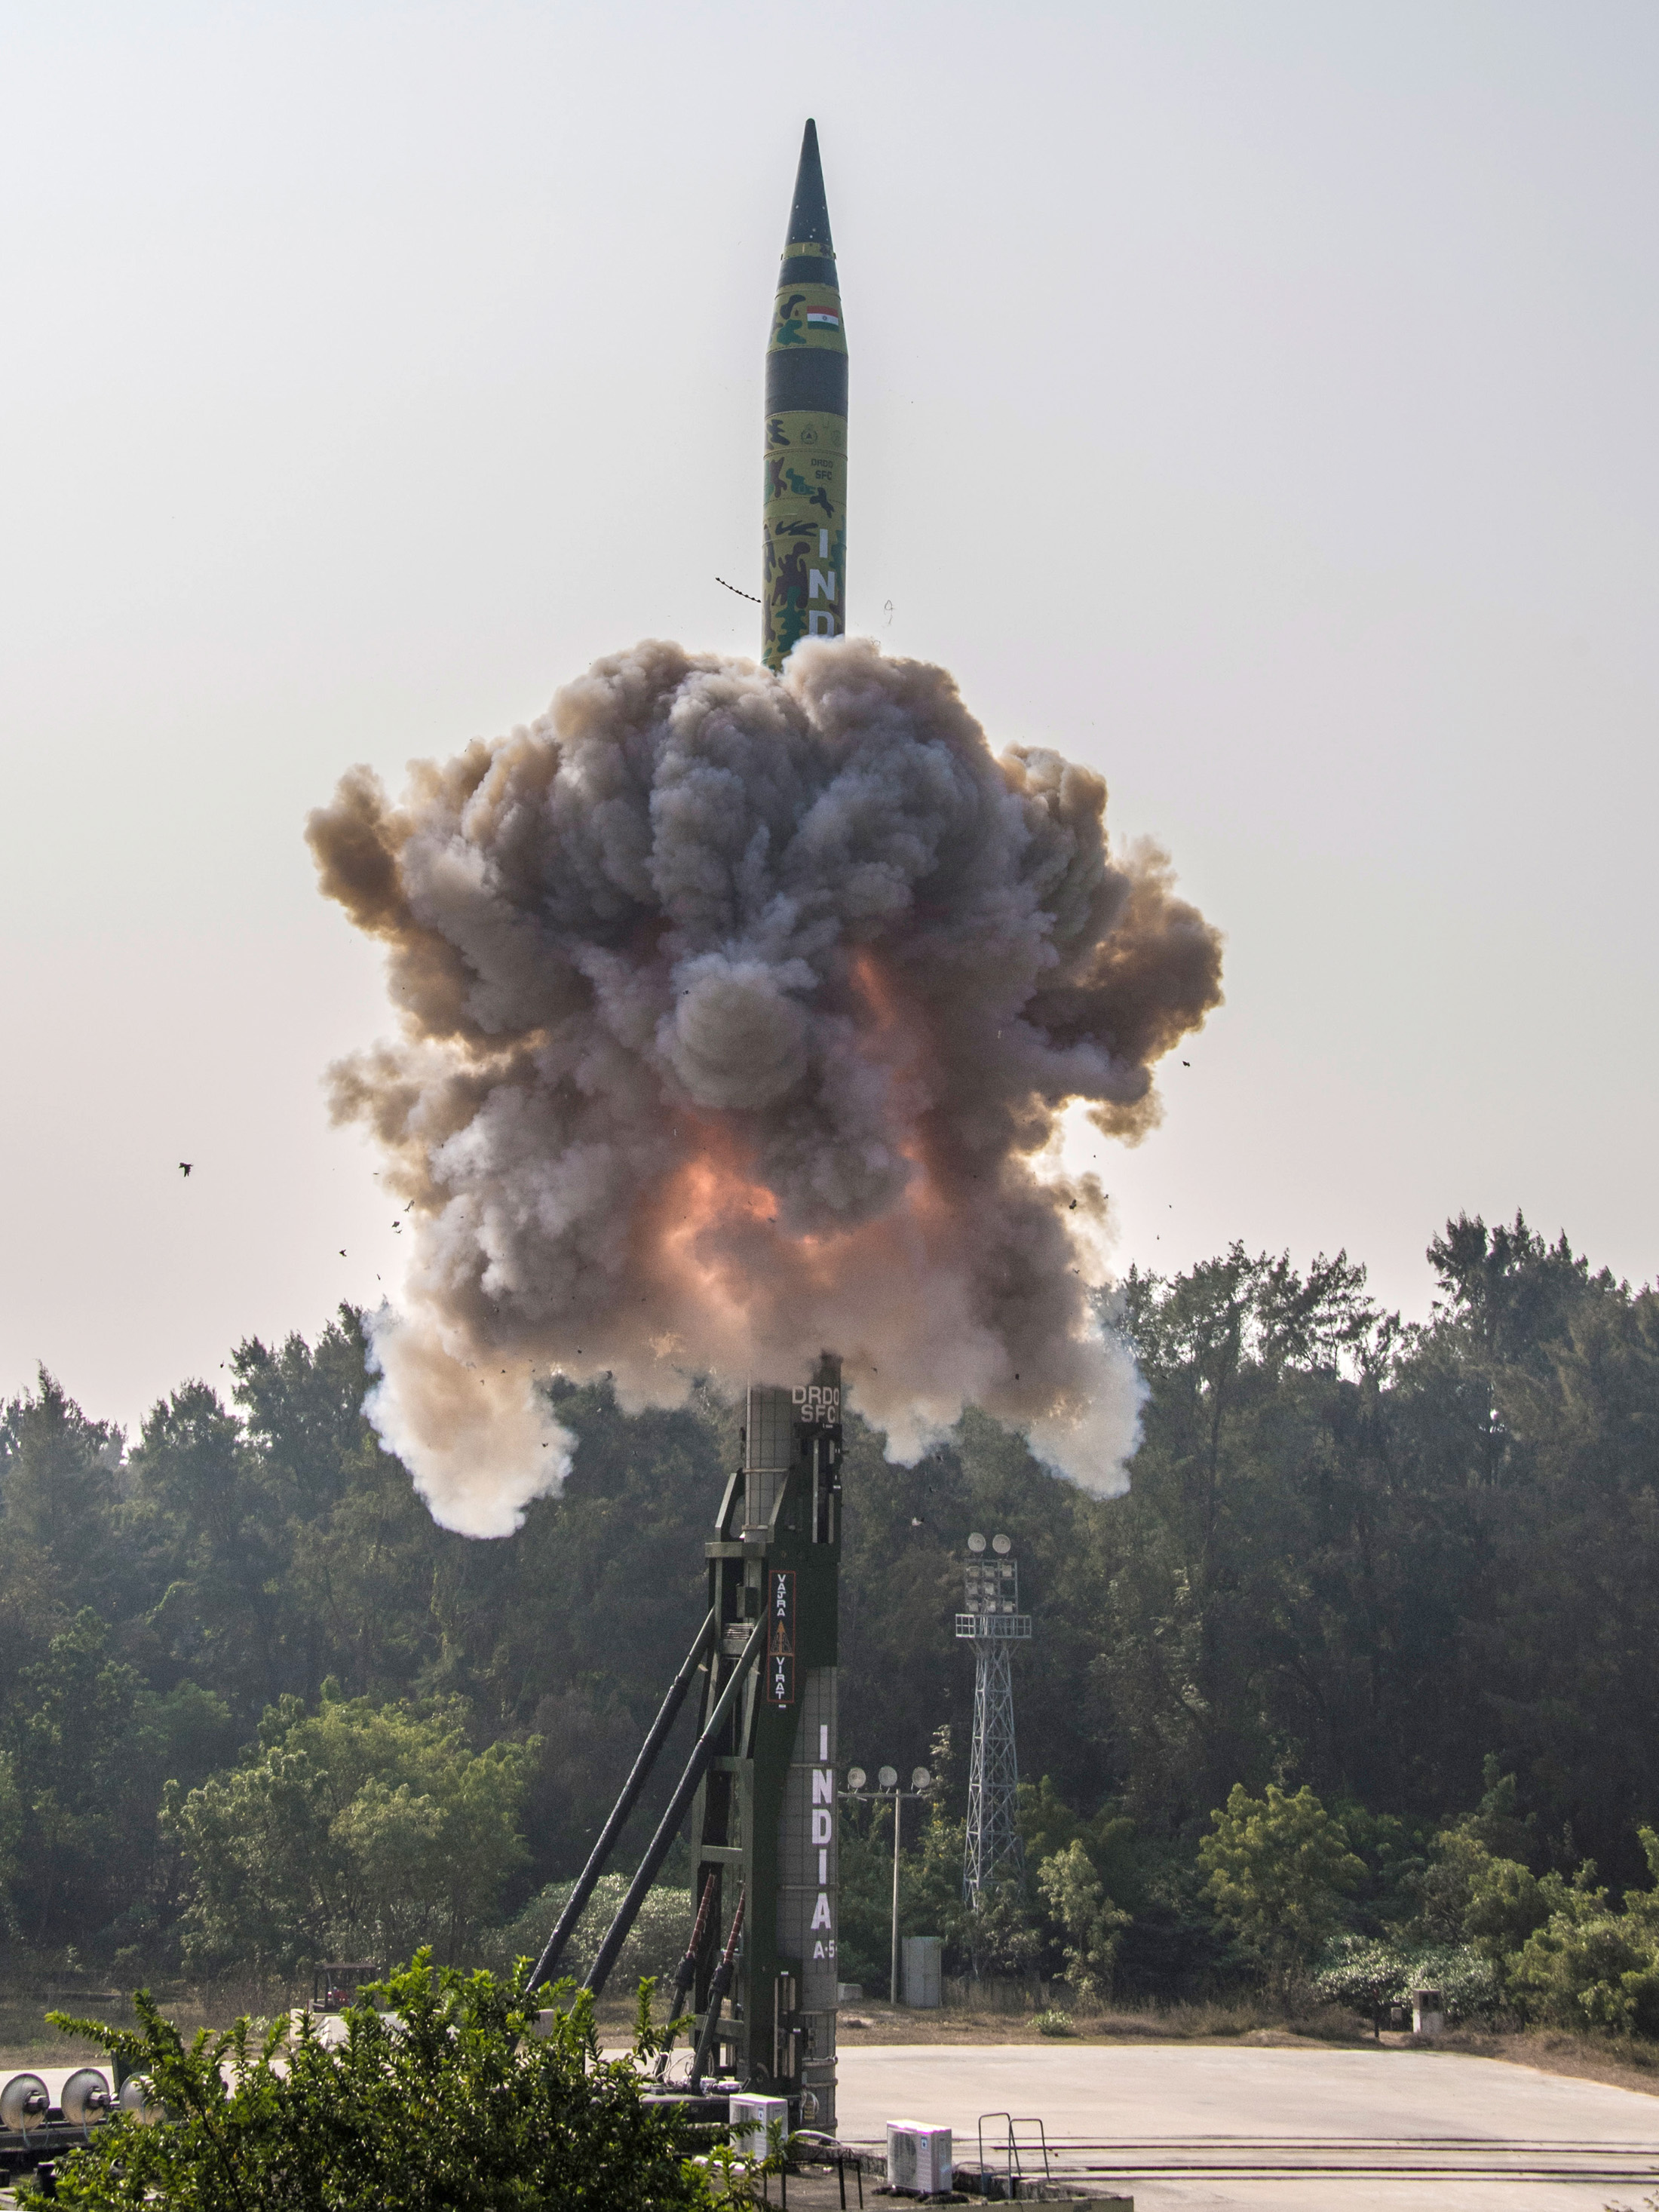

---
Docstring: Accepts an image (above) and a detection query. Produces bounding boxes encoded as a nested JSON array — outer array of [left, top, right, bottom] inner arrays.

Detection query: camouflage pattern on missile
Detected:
[[763, 120, 846, 670]]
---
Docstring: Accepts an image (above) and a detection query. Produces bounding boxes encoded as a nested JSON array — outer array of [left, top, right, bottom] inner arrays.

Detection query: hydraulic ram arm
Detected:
[[654, 1871, 720, 2074], [690, 1882, 747, 2087], [526, 1605, 717, 1996], [582, 1615, 766, 1996]]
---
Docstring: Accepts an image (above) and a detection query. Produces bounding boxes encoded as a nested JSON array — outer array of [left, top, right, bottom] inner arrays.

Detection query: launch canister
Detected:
[[763, 120, 846, 670]]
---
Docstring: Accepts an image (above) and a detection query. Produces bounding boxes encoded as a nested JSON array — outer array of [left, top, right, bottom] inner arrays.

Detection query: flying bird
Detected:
[[178, 1162, 192, 1177]]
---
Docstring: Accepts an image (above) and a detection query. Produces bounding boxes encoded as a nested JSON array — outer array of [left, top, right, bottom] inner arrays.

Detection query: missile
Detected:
[[762, 120, 846, 670]]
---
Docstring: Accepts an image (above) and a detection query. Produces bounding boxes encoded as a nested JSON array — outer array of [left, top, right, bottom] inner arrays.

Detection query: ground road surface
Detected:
[[834, 2042, 1659, 2211]]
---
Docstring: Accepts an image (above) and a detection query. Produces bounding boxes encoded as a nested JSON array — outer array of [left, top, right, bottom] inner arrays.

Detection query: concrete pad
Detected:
[[834, 2042, 1659, 2210]]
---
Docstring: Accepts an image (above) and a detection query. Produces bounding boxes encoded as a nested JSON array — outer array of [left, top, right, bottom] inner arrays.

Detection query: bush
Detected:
[[49, 1954, 723, 2212], [1034, 2008, 1075, 2037], [1312, 1935, 1500, 2026], [1311, 1935, 1407, 2028], [1036, 1840, 1130, 2007], [1409, 1943, 1503, 2022], [1510, 1902, 1659, 2035], [480, 1873, 692, 1993]]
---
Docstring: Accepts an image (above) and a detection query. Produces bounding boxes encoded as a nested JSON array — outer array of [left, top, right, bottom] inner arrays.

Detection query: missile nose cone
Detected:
[[786, 118, 834, 251]]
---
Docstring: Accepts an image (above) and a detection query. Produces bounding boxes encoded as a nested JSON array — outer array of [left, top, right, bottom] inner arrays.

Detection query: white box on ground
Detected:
[[730, 2094, 790, 2161], [902, 1936, 943, 2008], [886, 2121, 952, 2195], [1412, 1987, 1445, 2039]]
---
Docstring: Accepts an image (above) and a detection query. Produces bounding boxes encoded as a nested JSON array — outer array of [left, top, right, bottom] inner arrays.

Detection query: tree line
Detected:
[[4, 1210, 1659, 2033]]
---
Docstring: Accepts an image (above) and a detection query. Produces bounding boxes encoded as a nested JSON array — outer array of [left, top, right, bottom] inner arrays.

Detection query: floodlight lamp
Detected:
[[967, 1532, 987, 1552], [992, 1533, 1012, 1555], [911, 1767, 932, 1791], [847, 1766, 866, 1791], [878, 1765, 898, 1790]]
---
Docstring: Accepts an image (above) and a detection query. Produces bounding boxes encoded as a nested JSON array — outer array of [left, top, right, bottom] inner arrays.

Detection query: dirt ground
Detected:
[[10, 1994, 1659, 2110]]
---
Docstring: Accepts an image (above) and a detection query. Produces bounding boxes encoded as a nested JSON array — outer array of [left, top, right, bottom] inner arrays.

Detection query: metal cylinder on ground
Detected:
[[59, 2070, 112, 2125], [0, 2072, 49, 2132]]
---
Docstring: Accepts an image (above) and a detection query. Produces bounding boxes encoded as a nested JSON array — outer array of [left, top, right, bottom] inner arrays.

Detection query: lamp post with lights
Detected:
[[958, 1532, 1032, 1906], [842, 1762, 933, 2003]]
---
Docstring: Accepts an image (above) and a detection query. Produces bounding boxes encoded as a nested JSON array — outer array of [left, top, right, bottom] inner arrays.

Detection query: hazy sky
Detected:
[[4, 0, 1657, 1439]]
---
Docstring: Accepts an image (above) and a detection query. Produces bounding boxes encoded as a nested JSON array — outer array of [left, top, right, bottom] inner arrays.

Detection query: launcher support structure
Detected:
[[532, 1354, 845, 2135], [686, 1355, 845, 2128]]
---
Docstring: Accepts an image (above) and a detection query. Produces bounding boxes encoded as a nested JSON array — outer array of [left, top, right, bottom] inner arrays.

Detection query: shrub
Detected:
[[1312, 1935, 1500, 2026], [48, 1953, 724, 2212], [1510, 1901, 1659, 2036], [1036, 1840, 1130, 2007], [1311, 1935, 1408, 2029], [481, 1873, 692, 1993]]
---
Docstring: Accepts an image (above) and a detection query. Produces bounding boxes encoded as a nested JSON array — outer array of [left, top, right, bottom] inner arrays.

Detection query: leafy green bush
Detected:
[[48, 1954, 723, 2212], [481, 1873, 692, 1992], [1507, 1830, 1659, 2035], [1311, 1935, 1407, 2027], [1036, 1839, 1130, 2005], [1034, 2008, 1075, 2036], [1313, 1934, 1499, 2026], [1410, 1943, 1503, 2021]]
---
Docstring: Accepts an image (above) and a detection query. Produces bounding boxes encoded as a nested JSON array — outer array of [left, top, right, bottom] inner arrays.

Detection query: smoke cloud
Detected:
[[308, 637, 1222, 1536]]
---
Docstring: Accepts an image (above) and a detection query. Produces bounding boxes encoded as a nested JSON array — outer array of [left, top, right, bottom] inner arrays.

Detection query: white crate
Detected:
[[886, 2121, 952, 2195], [730, 2094, 790, 2161]]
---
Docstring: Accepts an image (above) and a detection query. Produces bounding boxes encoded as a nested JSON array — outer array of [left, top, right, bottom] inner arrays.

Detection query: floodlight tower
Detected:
[[957, 1532, 1032, 1904]]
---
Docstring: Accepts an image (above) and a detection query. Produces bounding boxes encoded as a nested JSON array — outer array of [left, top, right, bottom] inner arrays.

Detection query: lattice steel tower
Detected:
[[957, 1532, 1032, 1904]]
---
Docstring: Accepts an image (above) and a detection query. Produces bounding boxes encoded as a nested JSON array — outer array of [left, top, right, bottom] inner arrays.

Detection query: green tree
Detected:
[[0, 1373, 125, 1620], [51, 1956, 716, 2212], [127, 1382, 293, 1717], [167, 1693, 535, 1978], [966, 1882, 1044, 1983], [1507, 1828, 1659, 2035], [0, 1747, 21, 1933], [1107, 1247, 1390, 1821], [1313, 1934, 1498, 2031], [1311, 1934, 1409, 2033], [1036, 1839, 1130, 2006], [1198, 1784, 1363, 2003]]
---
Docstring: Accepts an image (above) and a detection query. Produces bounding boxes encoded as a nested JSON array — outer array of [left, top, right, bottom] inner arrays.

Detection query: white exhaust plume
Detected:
[[308, 637, 1222, 1535]]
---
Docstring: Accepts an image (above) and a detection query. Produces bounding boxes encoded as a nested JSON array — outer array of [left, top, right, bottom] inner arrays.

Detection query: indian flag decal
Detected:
[[805, 308, 840, 329]]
